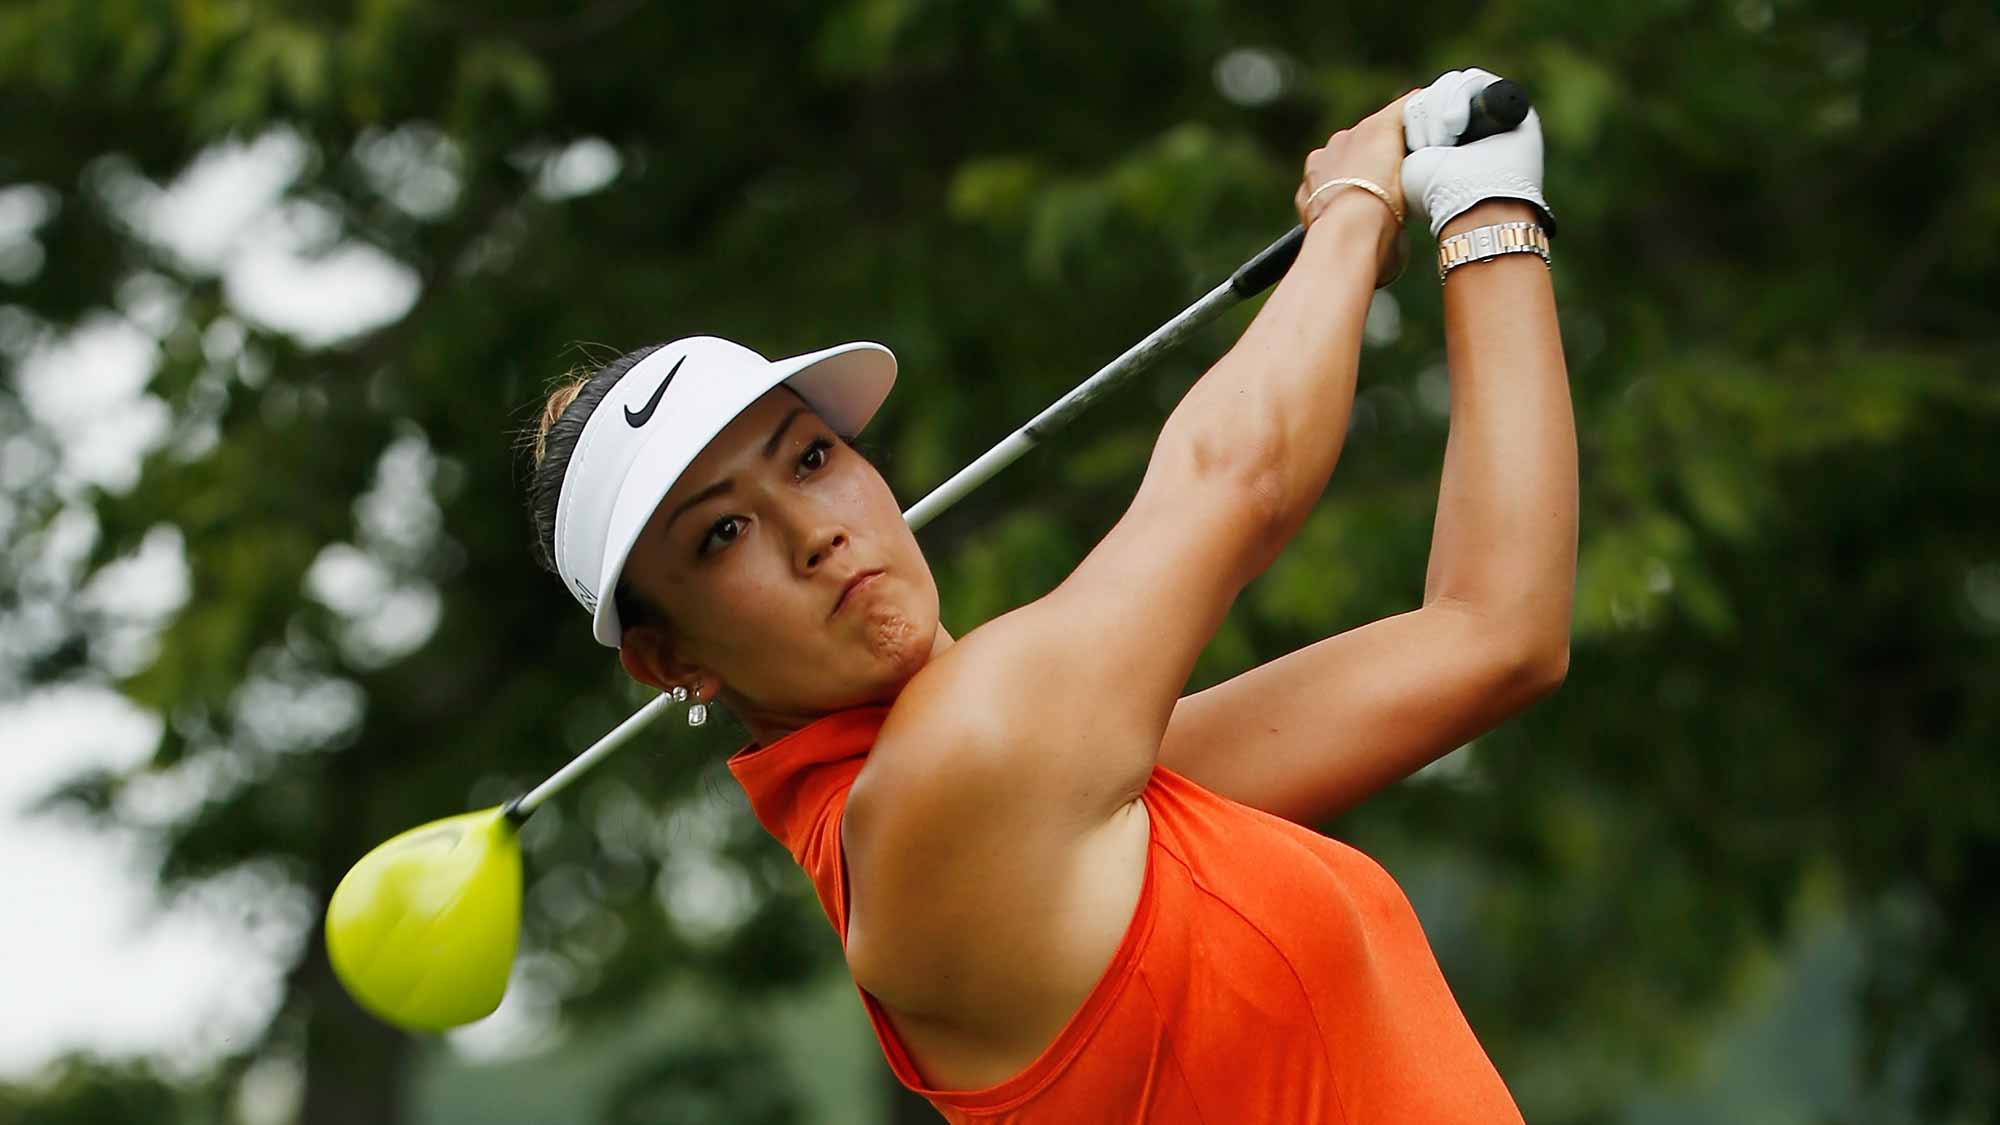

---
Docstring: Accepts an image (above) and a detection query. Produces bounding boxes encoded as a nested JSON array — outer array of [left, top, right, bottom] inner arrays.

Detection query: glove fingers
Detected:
[[1399, 146, 1449, 226], [1402, 102, 1551, 237], [1403, 69, 1466, 151], [1514, 107, 1546, 183], [1403, 66, 1504, 150]]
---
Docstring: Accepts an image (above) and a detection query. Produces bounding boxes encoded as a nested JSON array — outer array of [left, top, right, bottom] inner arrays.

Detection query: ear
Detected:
[[617, 624, 704, 695]]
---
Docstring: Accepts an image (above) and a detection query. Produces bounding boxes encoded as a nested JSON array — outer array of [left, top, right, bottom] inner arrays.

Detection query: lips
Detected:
[[833, 570, 884, 618]]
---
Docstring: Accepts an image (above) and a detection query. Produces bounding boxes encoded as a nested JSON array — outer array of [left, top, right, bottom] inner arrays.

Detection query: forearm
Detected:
[[1156, 195, 1380, 539], [1422, 200, 1577, 657]]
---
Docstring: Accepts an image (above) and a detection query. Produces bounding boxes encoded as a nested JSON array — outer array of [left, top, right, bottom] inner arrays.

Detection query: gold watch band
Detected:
[[1437, 220, 1550, 281]]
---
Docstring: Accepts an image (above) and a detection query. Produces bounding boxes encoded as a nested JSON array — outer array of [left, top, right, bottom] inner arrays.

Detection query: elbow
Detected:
[[1438, 596, 1569, 706], [1499, 633, 1569, 705], [1452, 605, 1567, 709], [1164, 428, 1295, 576], [1163, 392, 1293, 525], [1205, 435, 1291, 527], [1223, 424, 1297, 557], [1242, 460, 1293, 538], [1527, 642, 1569, 698], [1234, 462, 1301, 578]]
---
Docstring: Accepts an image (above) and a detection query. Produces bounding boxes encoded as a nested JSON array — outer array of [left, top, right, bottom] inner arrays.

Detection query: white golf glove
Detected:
[[1401, 67, 1555, 238]]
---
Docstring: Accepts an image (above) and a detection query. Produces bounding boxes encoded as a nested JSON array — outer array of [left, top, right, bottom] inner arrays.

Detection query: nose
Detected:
[[800, 526, 848, 572]]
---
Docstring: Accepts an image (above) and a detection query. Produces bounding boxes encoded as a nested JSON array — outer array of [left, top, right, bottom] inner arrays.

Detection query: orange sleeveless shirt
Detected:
[[726, 705, 1523, 1124]]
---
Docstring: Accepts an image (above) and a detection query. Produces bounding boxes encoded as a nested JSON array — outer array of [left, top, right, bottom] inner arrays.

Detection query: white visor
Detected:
[[553, 335, 896, 647]]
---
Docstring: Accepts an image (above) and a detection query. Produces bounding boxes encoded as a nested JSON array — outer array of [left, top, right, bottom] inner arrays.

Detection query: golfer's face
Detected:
[[622, 387, 938, 710]]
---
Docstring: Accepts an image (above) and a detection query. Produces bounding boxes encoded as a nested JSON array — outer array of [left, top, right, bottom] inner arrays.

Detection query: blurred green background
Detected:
[[2, 1, 1996, 1123]]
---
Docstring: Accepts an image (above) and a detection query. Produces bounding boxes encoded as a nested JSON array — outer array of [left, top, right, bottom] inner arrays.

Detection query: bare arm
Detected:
[[1423, 199, 1576, 650], [842, 105, 1412, 1039], [1158, 198, 1576, 823]]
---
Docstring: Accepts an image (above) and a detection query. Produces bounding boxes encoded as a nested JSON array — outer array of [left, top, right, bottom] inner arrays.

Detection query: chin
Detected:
[[859, 602, 936, 690]]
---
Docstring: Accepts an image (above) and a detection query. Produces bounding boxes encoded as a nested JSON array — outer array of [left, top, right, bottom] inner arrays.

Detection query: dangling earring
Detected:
[[673, 684, 706, 726]]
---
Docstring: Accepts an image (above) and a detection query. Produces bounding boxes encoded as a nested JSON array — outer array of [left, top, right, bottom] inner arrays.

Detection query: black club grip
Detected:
[[1228, 230, 1311, 301], [1228, 79, 1534, 298], [1458, 78, 1530, 145]]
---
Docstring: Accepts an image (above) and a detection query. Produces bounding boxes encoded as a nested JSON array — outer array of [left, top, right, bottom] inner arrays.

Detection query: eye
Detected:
[[798, 437, 833, 475], [698, 516, 742, 557]]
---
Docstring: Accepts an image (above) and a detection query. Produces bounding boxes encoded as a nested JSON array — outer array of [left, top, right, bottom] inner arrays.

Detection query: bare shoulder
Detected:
[[850, 600, 1144, 822], [840, 605, 1150, 1051]]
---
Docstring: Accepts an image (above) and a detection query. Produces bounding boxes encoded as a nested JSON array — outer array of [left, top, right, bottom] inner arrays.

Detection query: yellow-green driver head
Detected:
[[325, 806, 523, 1031]]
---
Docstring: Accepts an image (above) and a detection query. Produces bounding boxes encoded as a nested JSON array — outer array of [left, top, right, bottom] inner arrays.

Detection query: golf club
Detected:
[[325, 81, 1533, 1032]]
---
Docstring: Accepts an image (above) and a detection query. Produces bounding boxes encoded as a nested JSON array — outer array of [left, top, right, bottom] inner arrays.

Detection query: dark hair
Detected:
[[524, 343, 670, 630]]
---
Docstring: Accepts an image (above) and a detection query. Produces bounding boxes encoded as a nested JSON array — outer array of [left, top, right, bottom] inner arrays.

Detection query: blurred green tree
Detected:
[[1, 1, 1995, 1123]]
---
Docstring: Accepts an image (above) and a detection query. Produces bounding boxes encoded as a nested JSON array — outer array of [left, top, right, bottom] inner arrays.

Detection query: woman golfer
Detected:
[[524, 67, 1574, 1123]]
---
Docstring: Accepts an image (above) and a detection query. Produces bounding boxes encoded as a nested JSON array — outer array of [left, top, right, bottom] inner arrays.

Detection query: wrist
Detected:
[[1303, 193, 1404, 289], [1439, 198, 1541, 239], [1436, 217, 1550, 283], [1305, 186, 1394, 239]]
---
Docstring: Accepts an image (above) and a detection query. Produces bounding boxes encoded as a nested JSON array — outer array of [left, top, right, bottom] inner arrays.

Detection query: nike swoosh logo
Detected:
[[625, 355, 687, 427]]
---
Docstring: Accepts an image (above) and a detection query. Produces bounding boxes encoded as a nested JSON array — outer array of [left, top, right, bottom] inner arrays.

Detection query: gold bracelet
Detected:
[[1303, 176, 1404, 227]]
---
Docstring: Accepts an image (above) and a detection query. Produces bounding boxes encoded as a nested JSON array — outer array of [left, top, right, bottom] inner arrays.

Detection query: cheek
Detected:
[[843, 470, 924, 585], [827, 460, 878, 509], [850, 461, 908, 532], [704, 551, 800, 631], [631, 541, 773, 650]]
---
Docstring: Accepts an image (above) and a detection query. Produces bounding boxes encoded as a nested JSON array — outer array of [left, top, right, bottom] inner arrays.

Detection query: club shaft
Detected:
[[902, 277, 1241, 531], [513, 692, 676, 815]]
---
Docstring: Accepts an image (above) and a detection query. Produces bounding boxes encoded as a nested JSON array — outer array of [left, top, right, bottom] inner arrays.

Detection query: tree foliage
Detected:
[[2, 2, 1996, 1123]]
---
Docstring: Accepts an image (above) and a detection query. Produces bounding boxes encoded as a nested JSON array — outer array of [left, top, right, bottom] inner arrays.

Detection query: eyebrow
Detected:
[[760, 404, 808, 458], [662, 407, 814, 539]]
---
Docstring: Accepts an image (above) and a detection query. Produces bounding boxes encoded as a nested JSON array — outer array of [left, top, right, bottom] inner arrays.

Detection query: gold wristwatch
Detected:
[[1437, 220, 1550, 281]]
